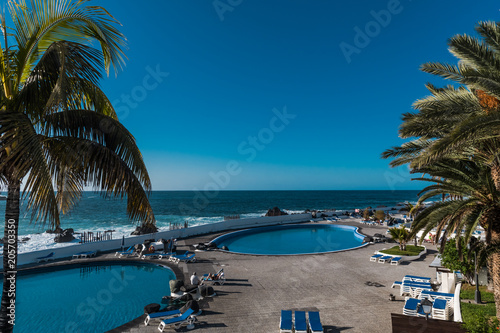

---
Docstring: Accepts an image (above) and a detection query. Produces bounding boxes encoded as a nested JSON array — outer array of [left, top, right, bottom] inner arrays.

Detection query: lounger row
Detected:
[[280, 310, 323, 333], [403, 297, 451, 320], [370, 254, 403, 265]]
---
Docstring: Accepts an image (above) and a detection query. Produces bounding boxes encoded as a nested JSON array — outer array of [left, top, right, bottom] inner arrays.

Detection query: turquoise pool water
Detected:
[[211, 224, 366, 255], [3, 262, 175, 333]]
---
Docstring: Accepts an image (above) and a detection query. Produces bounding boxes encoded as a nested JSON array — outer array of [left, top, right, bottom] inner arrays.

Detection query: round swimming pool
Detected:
[[3, 262, 175, 333], [211, 224, 366, 255]]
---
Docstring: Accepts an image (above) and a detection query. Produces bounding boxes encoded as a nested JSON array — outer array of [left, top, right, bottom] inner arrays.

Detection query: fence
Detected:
[[79, 231, 113, 243], [391, 313, 465, 333]]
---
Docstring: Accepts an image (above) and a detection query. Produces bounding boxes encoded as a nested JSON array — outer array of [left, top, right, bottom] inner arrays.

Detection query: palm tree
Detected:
[[382, 21, 500, 319], [388, 226, 410, 251], [0, 1, 155, 331]]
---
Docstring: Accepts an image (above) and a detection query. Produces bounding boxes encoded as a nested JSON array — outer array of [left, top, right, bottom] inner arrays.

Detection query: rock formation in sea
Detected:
[[54, 228, 75, 243], [265, 207, 288, 217]]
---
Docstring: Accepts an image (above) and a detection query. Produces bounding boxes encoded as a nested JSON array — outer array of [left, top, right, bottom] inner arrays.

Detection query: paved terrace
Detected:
[[23, 221, 439, 333], [114, 221, 439, 333]]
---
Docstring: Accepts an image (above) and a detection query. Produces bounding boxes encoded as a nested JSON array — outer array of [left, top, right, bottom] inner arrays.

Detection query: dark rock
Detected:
[[130, 222, 158, 235], [144, 303, 160, 314], [54, 228, 75, 243], [265, 207, 288, 217]]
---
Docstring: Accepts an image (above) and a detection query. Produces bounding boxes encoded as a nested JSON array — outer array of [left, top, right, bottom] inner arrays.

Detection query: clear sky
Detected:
[[92, 0, 499, 191]]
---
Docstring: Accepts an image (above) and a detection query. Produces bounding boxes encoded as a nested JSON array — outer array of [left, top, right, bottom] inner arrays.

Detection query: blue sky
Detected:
[[93, 0, 500, 190]]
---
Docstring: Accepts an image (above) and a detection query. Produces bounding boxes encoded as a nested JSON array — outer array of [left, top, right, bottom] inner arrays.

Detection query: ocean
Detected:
[[0, 190, 427, 253]]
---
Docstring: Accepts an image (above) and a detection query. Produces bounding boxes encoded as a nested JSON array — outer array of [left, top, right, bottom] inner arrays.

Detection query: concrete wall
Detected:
[[5, 213, 312, 268]]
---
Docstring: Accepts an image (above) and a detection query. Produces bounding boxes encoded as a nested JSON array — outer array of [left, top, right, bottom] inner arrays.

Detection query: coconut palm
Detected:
[[0, 1, 155, 331]]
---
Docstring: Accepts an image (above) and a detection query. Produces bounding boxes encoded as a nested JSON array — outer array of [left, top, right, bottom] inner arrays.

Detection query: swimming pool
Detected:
[[3, 262, 175, 333], [211, 224, 366, 255]]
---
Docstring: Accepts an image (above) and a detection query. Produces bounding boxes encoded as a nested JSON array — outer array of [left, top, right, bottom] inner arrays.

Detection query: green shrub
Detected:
[[379, 245, 424, 256], [461, 284, 498, 332], [461, 309, 499, 333]]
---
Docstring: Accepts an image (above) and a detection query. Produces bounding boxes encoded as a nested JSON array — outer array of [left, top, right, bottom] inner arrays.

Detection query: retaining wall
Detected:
[[3, 213, 312, 268]]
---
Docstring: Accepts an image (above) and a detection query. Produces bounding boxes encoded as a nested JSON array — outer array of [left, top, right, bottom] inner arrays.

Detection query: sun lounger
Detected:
[[35, 252, 54, 263], [294, 311, 307, 333], [168, 251, 189, 262], [202, 269, 225, 285], [158, 308, 196, 332], [157, 252, 173, 260], [378, 255, 393, 263], [72, 251, 97, 259], [403, 298, 425, 317], [144, 309, 180, 326], [403, 275, 431, 283], [419, 290, 454, 303], [308, 311, 323, 333], [170, 252, 196, 264], [391, 281, 402, 288], [431, 298, 450, 320], [390, 257, 403, 265], [400, 281, 432, 298], [280, 310, 293, 333], [370, 254, 383, 262], [115, 246, 135, 258]]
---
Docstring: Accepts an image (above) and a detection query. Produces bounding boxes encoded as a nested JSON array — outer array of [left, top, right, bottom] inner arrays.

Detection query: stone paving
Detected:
[[112, 221, 439, 333]]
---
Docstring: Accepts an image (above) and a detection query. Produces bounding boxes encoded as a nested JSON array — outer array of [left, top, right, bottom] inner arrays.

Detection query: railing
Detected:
[[169, 221, 188, 230], [79, 231, 113, 244], [224, 215, 240, 221]]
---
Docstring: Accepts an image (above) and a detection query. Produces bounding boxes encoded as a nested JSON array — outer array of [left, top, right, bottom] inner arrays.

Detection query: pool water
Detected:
[[3, 262, 175, 333], [212, 224, 366, 255]]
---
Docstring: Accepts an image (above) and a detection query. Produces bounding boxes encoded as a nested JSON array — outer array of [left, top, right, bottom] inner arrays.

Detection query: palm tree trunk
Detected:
[[491, 162, 500, 191], [0, 179, 21, 333], [490, 229, 500, 320]]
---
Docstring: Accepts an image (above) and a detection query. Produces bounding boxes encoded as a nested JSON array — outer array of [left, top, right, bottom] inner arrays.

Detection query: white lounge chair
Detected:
[[144, 309, 180, 326], [370, 254, 383, 262], [158, 308, 196, 332]]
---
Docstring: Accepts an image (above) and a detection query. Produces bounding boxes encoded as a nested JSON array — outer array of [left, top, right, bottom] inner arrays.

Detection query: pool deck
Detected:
[[28, 220, 441, 333], [115, 220, 440, 333]]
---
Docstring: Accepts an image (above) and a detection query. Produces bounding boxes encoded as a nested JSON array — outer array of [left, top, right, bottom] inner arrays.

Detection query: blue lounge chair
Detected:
[[35, 252, 54, 263], [308, 311, 323, 333], [403, 275, 431, 283], [115, 246, 134, 257], [294, 311, 307, 333], [168, 251, 189, 262], [431, 298, 449, 320], [370, 254, 383, 262], [403, 298, 420, 316], [378, 255, 393, 263], [144, 309, 180, 326], [280, 310, 293, 333], [158, 308, 196, 332], [390, 257, 403, 265], [73, 251, 96, 259], [170, 252, 196, 264]]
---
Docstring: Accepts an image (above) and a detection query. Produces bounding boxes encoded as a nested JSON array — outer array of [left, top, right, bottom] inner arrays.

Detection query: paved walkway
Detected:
[[113, 221, 439, 333]]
